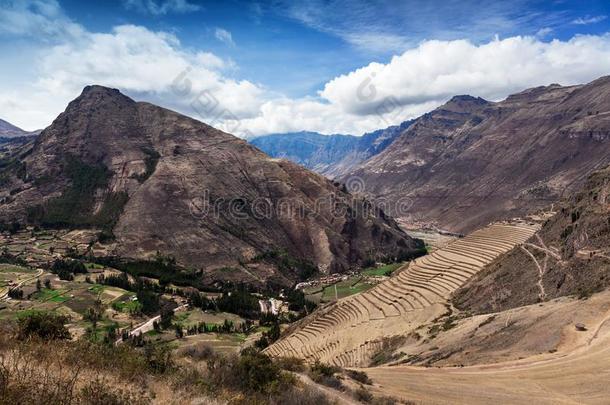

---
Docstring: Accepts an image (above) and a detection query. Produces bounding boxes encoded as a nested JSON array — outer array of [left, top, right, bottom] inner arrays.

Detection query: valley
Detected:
[[3, 2, 610, 403], [1, 80, 610, 404]]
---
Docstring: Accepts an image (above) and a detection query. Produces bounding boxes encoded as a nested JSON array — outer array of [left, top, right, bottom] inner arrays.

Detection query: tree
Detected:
[[8, 288, 23, 300], [36, 278, 41, 291], [174, 325, 184, 339], [159, 306, 173, 330]]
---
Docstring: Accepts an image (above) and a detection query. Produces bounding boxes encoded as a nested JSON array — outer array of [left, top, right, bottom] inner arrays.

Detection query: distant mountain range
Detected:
[[0, 118, 40, 139], [343, 76, 610, 233], [0, 86, 423, 286], [249, 120, 412, 178]]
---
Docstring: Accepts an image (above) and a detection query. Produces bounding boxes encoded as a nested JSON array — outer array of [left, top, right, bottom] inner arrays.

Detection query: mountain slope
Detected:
[[0, 118, 26, 138], [346, 77, 610, 233], [453, 165, 610, 314], [250, 121, 412, 178], [0, 118, 40, 138], [0, 86, 423, 286]]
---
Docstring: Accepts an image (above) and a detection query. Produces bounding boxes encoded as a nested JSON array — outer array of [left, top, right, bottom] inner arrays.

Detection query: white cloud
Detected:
[[535, 27, 553, 38], [214, 28, 235, 47], [122, 0, 201, 15], [319, 35, 610, 117], [571, 15, 607, 25], [0, 9, 264, 130], [3, 1, 610, 138], [0, 0, 83, 39]]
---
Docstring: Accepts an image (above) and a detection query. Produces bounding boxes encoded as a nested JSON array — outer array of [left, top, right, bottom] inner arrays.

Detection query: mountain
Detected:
[[454, 164, 610, 313], [250, 120, 412, 178], [0, 118, 40, 138], [345, 77, 610, 233], [0, 118, 26, 138], [0, 85, 423, 286]]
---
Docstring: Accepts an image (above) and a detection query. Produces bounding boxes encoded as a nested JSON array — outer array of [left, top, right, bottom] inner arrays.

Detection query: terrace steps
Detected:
[[263, 222, 539, 366]]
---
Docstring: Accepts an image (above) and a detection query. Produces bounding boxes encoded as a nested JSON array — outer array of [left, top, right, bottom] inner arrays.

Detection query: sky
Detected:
[[1, 0, 610, 137]]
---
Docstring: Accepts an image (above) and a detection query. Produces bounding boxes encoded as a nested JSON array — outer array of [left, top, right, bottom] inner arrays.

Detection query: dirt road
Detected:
[[0, 268, 43, 300]]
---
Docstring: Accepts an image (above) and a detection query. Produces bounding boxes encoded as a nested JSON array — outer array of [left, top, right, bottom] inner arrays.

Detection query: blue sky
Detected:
[[1, 0, 610, 135]]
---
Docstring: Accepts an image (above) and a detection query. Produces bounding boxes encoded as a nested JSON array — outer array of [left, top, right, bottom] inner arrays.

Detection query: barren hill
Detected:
[[454, 164, 610, 314], [0, 86, 423, 285], [346, 76, 610, 233]]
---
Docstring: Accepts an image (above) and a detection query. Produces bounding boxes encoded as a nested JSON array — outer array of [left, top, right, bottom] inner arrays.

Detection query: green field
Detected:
[[363, 262, 403, 277], [320, 277, 373, 301], [0, 264, 36, 274], [174, 309, 244, 329], [85, 262, 106, 270], [88, 284, 105, 294], [111, 299, 141, 313], [34, 288, 70, 303]]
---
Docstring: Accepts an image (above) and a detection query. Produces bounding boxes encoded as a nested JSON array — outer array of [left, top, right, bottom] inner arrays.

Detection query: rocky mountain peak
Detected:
[[441, 95, 490, 113], [0, 87, 424, 286]]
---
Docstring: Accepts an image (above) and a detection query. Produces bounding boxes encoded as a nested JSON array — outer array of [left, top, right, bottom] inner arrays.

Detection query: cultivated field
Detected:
[[264, 222, 539, 367]]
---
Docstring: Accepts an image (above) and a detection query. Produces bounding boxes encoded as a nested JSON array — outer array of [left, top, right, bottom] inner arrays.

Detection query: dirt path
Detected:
[[116, 304, 189, 343], [0, 268, 43, 300], [521, 245, 547, 300]]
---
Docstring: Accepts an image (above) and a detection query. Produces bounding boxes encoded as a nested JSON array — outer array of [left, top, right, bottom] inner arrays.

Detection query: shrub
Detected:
[[17, 312, 71, 340], [308, 361, 343, 389], [346, 369, 372, 385], [79, 377, 149, 405], [274, 356, 306, 372], [355, 386, 374, 403]]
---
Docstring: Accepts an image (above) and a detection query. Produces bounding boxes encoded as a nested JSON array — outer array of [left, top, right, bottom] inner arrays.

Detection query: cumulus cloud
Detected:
[[214, 28, 235, 47], [0, 4, 264, 131], [571, 15, 607, 25], [3, 1, 610, 138], [319, 35, 610, 117], [122, 0, 201, 15]]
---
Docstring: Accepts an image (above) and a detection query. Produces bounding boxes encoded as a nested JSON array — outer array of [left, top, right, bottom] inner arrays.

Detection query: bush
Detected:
[[50, 258, 87, 280], [346, 369, 372, 385], [355, 386, 374, 403], [144, 343, 174, 374], [17, 312, 71, 340], [206, 348, 288, 395], [180, 342, 214, 361], [80, 377, 149, 405], [274, 356, 306, 372], [308, 361, 343, 389], [8, 288, 24, 300]]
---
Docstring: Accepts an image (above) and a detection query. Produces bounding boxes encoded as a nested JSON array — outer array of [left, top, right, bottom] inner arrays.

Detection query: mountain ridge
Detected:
[[250, 120, 413, 178], [0, 85, 424, 286], [344, 76, 610, 233]]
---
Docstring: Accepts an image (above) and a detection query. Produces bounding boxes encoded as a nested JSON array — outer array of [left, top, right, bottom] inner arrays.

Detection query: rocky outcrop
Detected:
[[0, 86, 423, 285], [345, 77, 610, 233]]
